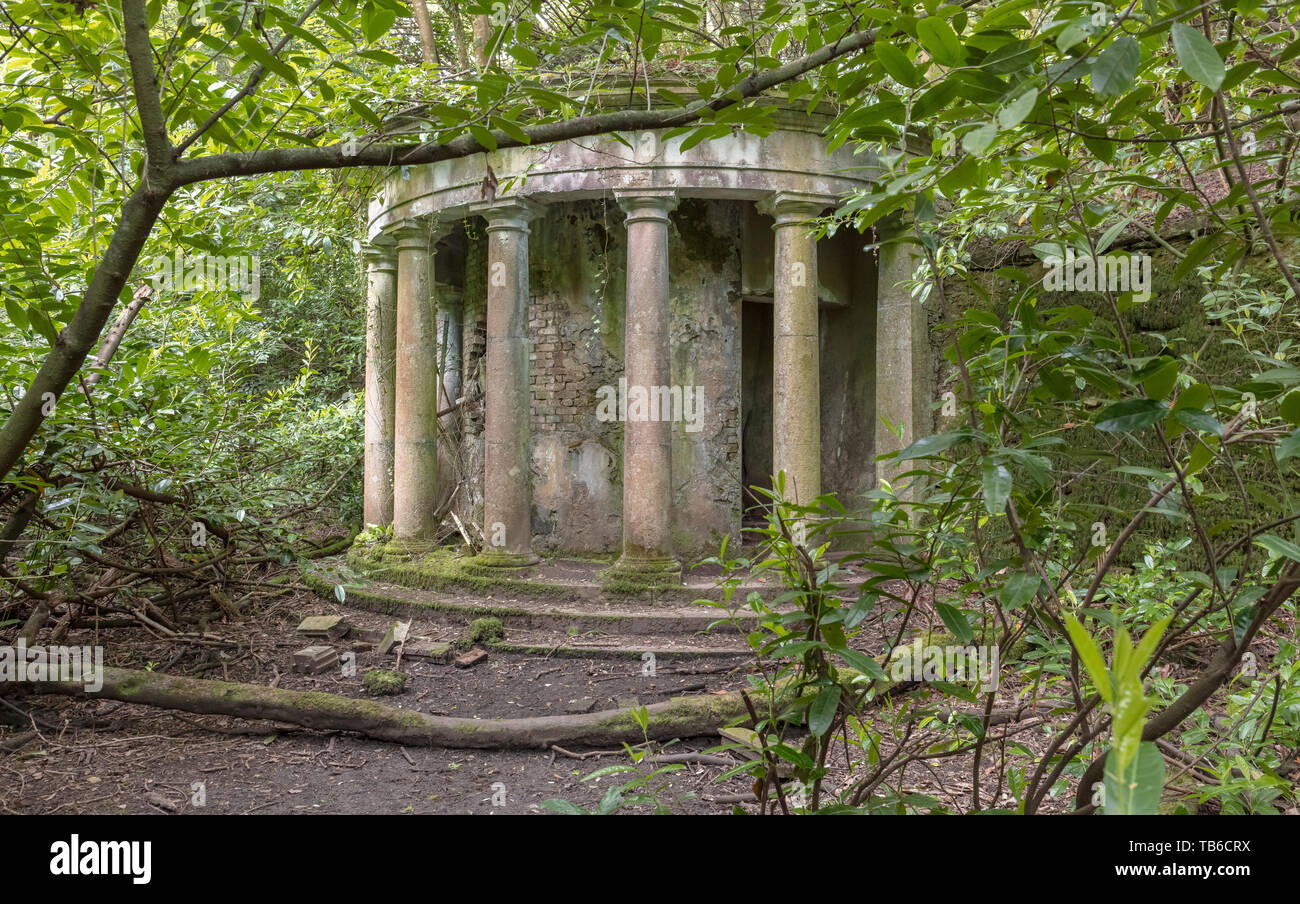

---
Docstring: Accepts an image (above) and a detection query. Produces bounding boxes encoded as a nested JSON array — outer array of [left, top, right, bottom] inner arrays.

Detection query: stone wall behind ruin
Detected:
[[454, 197, 880, 560]]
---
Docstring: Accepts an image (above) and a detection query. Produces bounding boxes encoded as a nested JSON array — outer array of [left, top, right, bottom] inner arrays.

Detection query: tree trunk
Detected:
[[411, 0, 440, 66], [442, 0, 470, 69], [472, 12, 490, 67], [0, 184, 169, 488], [31, 666, 757, 749]]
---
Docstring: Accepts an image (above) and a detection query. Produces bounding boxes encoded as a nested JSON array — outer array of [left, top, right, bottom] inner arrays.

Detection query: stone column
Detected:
[[472, 198, 542, 566], [611, 189, 680, 581], [874, 218, 931, 496], [390, 220, 443, 554], [769, 192, 830, 505], [362, 240, 398, 527]]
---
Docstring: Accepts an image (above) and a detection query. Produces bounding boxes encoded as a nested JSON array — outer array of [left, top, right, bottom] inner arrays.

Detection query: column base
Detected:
[[602, 554, 682, 592], [382, 538, 439, 562], [466, 550, 541, 571]]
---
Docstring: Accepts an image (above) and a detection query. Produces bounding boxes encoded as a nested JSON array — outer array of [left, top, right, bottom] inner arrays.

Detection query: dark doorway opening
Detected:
[[740, 300, 773, 530]]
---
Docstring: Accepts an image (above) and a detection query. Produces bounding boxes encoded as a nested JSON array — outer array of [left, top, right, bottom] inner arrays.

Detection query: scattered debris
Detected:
[[297, 615, 350, 641], [454, 648, 489, 669], [406, 641, 453, 662], [291, 645, 339, 675]]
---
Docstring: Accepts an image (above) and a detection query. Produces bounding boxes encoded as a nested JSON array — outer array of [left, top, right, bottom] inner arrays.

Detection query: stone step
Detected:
[[339, 545, 875, 604], [487, 626, 753, 659], [306, 559, 799, 637]]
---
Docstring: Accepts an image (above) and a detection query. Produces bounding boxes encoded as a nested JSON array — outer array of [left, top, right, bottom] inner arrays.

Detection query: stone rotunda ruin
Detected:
[[359, 99, 932, 587]]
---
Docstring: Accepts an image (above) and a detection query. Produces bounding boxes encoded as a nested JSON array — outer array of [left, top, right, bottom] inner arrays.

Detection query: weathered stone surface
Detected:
[[378, 620, 410, 656], [296, 615, 350, 641], [362, 241, 398, 527], [406, 641, 453, 662], [768, 192, 833, 506], [365, 117, 928, 564], [390, 220, 442, 545], [874, 217, 932, 500], [292, 645, 338, 675], [611, 190, 679, 578], [475, 198, 542, 567], [454, 648, 488, 669]]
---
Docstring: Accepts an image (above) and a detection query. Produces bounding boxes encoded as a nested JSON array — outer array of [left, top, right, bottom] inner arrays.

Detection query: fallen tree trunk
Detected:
[[31, 666, 764, 749]]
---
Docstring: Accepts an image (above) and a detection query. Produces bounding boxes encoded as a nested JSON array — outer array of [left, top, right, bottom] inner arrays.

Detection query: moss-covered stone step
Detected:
[[485, 627, 752, 659], [304, 561, 781, 637], [343, 543, 873, 604]]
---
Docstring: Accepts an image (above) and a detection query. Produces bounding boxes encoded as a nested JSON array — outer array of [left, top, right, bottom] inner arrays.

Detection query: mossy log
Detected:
[[30, 666, 789, 749]]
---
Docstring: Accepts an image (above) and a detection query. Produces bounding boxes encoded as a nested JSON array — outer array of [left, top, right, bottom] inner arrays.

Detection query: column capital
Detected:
[[362, 238, 397, 271], [472, 197, 545, 232], [388, 218, 431, 252], [614, 189, 678, 223], [760, 190, 836, 226]]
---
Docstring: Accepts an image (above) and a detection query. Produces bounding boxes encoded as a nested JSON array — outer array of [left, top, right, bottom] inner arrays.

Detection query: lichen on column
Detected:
[[389, 219, 445, 555], [609, 189, 681, 584], [766, 191, 832, 507], [873, 216, 931, 499], [362, 239, 398, 527], [472, 197, 543, 567]]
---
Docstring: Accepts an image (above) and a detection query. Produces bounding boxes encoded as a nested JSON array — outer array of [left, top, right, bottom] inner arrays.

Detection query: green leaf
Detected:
[[1280, 391, 1300, 425], [996, 88, 1037, 129], [935, 602, 974, 644], [809, 684, 841, 736], [1172, 408, 1223, 436], [876, 40, 920, 88], [1171, 24, 1224, 91], [834, 646, 888, 681], [1095, 399, 1168, 432], [4, 297, 30, 332], [1141, 358, 1178, 401], [1103, 740, 1165, 815], [1254, 533, 1300, 563], [916, 17, 965, 68], [895, 430, 976, 460], [768, 744, 816, 770], [982, 459, 1013, 516], [540, 798, 587, 815], [1063, 614, 1113, 703], [1276, 427, 1300, 464], [469, 124, 498, 151], [1056, 20, 1088, 53], [1186, 440, 1216, 475], [361, 4, 398, 43], [1090, 36, 1139, 98], [596, 785, 624, 815], [962, 122, 998, 155], [999, 572, 1040, 611]]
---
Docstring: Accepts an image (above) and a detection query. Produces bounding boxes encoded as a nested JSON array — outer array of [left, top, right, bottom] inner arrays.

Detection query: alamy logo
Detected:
[[595, 379, 704, 433], [149, 250, 261, 301], [0, 640, 103, 692], [1044, 249, 1151, 301], [49, 836, 151, 885]]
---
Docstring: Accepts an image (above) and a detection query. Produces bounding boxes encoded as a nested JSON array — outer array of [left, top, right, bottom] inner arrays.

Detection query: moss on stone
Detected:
[[363, 669, 408, 696], [464, 617, 505, 648]]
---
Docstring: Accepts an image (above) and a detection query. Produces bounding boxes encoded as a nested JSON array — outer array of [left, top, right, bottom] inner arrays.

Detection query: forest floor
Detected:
[[0, 584, 1292, 815]]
